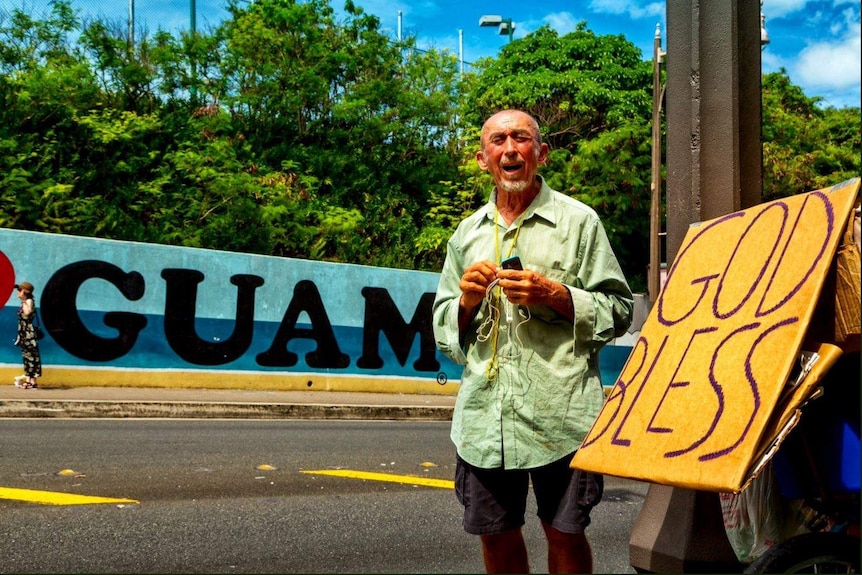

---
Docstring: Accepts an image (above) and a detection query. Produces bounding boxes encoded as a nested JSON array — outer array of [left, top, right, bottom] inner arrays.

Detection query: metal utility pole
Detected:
[[649, 24, 665, 304], [190, 0, 196, 35], [502, 18, 513, 42], [190, 0, 197, 99], [459, 29, 464, 76], [128, 0, 134, 48], [631, 2, 765, 571]]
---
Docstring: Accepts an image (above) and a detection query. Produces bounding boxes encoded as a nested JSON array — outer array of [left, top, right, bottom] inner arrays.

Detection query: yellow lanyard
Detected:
[[494, 208, 526, 266], [487, 208, 527, 381]]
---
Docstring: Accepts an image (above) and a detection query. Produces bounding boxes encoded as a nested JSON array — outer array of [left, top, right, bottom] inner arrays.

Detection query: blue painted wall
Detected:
[[1, 229, 632, 393]]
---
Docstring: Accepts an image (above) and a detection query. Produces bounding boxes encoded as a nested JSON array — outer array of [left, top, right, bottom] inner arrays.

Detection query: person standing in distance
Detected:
[[13, 281, 42, 389], [432, 110, 633, 573]]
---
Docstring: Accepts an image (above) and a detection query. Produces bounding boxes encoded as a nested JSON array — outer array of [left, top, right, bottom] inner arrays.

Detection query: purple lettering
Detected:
[[580, 336, 651, 450], [756, 192, 834, 317], [713, 203, 788, 320], [698, 316, 799, 461], [611, 335, 669, 447], [658, 213, 744, 326], [647, 327, 719, 434]]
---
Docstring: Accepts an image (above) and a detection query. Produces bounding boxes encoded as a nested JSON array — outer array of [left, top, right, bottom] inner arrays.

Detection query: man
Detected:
[[432, 110, 633, 573]]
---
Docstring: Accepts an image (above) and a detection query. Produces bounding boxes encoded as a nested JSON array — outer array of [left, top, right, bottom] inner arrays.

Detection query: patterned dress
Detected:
[[17, 299, 42, 378]]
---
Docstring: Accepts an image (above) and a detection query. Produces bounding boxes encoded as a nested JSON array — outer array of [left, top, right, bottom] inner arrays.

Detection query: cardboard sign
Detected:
[[572, 178, 860, 492]]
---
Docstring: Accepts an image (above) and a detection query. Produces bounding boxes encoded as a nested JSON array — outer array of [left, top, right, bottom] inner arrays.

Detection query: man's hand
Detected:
[[458, 261, 575, 329], [497, 268, 574, 322], [458, 260, 497, 331]]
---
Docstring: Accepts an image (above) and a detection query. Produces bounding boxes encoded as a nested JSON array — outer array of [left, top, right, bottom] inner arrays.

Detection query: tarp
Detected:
[[572, 178, 860, 492]]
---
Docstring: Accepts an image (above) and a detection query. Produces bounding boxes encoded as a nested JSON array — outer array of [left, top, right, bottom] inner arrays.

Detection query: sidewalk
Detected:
[[0, 385, 456, 420]]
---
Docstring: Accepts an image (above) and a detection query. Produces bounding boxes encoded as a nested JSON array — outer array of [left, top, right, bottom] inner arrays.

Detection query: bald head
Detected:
[[480, 110, 542, 150]]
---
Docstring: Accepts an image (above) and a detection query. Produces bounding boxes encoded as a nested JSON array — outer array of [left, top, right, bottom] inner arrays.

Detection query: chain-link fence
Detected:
[[1, 1, 477, 72], [0, 0, 228, 38]]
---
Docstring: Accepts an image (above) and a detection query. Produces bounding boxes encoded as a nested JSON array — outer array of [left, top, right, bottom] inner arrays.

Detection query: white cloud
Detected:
[[763, 0, 810, 20], [758, 1, 860, 107], [761, 50, 785, 70], [588, 0, 664, 19], [541, 12, 581, 35], [794, 18, 861, 92]]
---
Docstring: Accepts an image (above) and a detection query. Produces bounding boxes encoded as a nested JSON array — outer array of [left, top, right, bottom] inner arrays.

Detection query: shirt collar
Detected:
[[484, 176, 557, 226]]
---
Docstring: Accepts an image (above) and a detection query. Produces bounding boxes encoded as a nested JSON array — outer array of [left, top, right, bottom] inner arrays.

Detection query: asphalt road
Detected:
[[0, 419, 647, 573]]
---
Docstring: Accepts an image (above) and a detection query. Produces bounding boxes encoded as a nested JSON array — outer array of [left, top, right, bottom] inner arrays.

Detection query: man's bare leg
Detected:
[[542, 521, 593, 574], [480, 528, 530, 573]]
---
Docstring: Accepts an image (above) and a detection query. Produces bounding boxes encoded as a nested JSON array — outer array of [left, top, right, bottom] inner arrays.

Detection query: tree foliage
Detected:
[[761, 69, 861, 201], [1, 0, 858, 293]]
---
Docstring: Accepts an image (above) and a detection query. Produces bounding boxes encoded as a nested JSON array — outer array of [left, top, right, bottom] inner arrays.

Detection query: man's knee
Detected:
[[541, 521, 590, 552], [481, 527, 525, 549]]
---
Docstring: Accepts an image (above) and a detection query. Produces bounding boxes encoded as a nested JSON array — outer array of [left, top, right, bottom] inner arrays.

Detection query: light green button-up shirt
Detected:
[[432, 177, 633, 470]]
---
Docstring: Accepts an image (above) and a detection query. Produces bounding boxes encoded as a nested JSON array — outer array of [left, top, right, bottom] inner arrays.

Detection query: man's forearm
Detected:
[[458, 297, 480, 337], [545, 281, 575, 323]]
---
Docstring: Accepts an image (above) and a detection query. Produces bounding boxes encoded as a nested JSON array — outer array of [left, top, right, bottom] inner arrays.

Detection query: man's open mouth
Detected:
[[502, 163, 523, 173]]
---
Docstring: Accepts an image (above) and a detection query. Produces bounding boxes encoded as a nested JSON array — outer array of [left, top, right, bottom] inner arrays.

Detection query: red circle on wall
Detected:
[[0, 250, 16, 301]]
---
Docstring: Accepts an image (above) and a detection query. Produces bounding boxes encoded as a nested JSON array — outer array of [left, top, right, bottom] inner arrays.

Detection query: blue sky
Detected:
[[8, 0, 861, 109]]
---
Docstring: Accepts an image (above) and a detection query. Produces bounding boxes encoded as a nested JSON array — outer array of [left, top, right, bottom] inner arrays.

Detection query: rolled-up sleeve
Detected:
[[432, 237, 469, 365], [571, 218, 634, 350]]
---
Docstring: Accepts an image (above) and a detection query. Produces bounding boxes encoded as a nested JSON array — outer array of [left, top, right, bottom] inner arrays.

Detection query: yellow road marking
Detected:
[[301, 469, 454, 490], [0, 487, 139, 506]]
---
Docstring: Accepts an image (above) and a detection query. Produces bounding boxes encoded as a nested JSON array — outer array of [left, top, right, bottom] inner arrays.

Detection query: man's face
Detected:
[[477, 111, 548, 194]]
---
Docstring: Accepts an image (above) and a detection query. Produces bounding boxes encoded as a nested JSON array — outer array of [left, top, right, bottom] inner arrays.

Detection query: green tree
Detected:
[[213, 0, 463, 267], [414, 125, 493, 271], [761, 69, 861, 200], [0, 0, 467, 268], [2, 2, 858, 286], [0, 0, 102, 231], [461, 24, 652, 149]]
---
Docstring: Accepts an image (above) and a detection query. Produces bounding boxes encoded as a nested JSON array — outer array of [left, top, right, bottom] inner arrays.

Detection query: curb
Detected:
[[0, 399, 454, 421]]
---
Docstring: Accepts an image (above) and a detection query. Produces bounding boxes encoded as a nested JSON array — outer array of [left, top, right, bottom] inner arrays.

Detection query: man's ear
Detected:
[[537, 142, 549, 165], [476, 150, 489, 171]]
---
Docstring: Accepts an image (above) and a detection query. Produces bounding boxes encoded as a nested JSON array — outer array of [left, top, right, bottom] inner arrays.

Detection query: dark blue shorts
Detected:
[[454, 452, 603, 536]]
